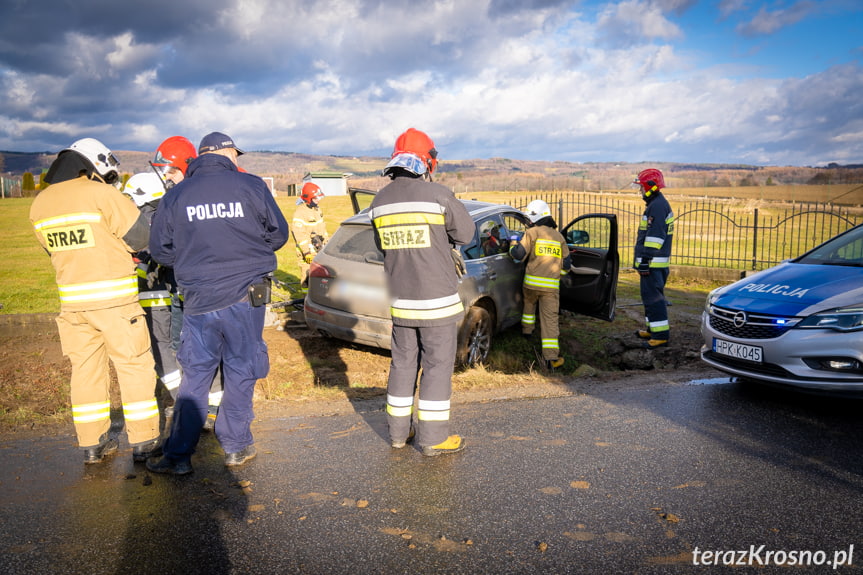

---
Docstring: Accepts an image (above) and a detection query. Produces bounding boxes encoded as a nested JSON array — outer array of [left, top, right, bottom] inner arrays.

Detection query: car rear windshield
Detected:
[[324, 223, 384, 264]]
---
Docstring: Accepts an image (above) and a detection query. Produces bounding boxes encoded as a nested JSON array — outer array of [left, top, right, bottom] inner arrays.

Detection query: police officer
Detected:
[[146, 132, 289, 475], [292, 182, 328, 291], [632, 168, 675, 348], [369, 128, 474, 456], [150, 136, 224, 430], [509, 199, 571, 369], [30, 138, 161, 464]]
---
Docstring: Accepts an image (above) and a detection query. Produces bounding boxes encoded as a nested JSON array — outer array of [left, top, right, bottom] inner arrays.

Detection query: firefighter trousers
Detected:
[[387, 323, 457, 448], [640, 268, 670, 340], [144, 304, 181, 400], [56, 303, 160, 448], [521, 287, 561, 361], [163, 300, 269, 460]]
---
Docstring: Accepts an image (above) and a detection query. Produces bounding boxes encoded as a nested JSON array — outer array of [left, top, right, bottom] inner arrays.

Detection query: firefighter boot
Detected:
[[422, 435, 466, 457], [642, 338, 669, 349], [391, 426, 415, 449], [83, 433, 119, 465], [546, 357, 565, 370], [132, 439, 162, 463], [635, 330, 651, 339]]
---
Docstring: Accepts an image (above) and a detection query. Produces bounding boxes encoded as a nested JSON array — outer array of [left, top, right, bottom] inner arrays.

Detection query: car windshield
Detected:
[[323, 223, 383, 264], [797, 225, 863, 267]]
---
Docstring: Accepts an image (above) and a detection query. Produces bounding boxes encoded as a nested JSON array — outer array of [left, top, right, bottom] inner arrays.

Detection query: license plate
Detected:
[[334, 280, 385, 302], [713, 338, 763, 362]]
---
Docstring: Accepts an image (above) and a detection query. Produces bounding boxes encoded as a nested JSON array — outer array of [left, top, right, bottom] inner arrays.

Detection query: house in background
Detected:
[[301, 172, 352, 196]]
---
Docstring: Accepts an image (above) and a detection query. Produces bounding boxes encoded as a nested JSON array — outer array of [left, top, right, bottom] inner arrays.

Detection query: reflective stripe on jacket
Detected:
[[369, 176, 475, 327], [634, 192, 674, 268], [30, 175, 144, 311]]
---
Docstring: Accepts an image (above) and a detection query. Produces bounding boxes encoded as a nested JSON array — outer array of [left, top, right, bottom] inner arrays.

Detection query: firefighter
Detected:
[[292, 182, 328, 291], [150, 136, 224, 431], [146, 132, 288, 475], [509, 199, 571, 370], [29, 138, 161, 464], [369, 128, 475, 456], [632, 168, 675, 348], [122, 173, 182, 405]]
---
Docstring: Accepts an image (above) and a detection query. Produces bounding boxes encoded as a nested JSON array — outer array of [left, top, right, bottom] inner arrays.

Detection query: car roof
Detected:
[[343, 199, 520, 225]]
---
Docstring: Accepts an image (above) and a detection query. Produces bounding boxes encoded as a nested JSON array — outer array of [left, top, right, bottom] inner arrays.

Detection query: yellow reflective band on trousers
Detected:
[[391, 301, 463, 321], [387, 394, 414, 418], [542, 338, 560, 351], [524, 274, 560, 290], [58, 276, 138, 304], [417, 398, 450, 422], [521, 313, 536, 325], [391, 293, 464, 321], [123, 398, 160, 422], [162, 370, 181, 391], [72, 401, 111, 424]]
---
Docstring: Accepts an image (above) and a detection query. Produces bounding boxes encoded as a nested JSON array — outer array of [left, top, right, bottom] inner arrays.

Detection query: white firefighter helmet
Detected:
[[525, 199, 551, 224], [64, 138, 120, 185], [122, 172, 165, 207]]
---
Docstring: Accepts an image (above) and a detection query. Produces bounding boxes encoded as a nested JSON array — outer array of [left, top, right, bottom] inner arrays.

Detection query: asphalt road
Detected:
[[1, 372, 862, 574]]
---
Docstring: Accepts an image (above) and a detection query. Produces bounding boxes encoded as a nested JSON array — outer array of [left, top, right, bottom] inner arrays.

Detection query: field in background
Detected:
[[4, 183, 862, 314], [0, 196, 356, 314]]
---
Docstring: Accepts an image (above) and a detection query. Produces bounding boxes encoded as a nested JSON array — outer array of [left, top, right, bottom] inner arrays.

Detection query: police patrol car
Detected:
[[701, 223, 863, 393]]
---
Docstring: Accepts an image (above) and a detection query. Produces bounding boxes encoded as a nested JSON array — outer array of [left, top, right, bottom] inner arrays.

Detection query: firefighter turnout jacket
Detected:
[[510, 223, 572, 291], [634, 191, 674, 269], [31, 175, 149, 311], [292, 202, 328, 258], [368, 176, 475, 327]]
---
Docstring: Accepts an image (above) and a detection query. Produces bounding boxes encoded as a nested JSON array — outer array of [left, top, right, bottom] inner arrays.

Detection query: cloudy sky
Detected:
[[1, 0, 861, 166]]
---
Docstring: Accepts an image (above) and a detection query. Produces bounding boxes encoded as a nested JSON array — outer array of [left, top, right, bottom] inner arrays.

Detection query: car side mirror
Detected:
[[568, 230, 590, 245]]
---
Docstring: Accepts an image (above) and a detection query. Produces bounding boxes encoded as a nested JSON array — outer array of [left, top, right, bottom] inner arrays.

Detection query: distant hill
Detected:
[[3, 149, 862, 193]]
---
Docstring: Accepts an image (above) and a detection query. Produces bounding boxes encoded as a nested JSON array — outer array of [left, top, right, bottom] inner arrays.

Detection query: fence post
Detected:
[[558, 198, 564, 226], [751, 208, 759, 270]]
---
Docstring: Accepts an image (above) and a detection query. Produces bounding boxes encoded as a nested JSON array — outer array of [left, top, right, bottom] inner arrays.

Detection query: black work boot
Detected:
[[83, 434, 119, 465], [132, 439, 162, 463]]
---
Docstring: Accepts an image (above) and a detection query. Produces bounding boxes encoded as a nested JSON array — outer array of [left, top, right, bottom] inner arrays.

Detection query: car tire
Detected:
[[456, 306, 492, 367]]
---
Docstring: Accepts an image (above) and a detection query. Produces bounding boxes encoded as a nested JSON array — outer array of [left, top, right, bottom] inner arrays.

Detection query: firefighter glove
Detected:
[[304, 253, 315, 264], [637, 258, 652, 276]]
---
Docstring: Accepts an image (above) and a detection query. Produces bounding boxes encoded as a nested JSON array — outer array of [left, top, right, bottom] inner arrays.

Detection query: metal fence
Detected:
[[503, 191, 862, 272]]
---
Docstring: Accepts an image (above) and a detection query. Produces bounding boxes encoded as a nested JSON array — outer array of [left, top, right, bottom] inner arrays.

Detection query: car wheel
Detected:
[[456, 306, 492, 367]]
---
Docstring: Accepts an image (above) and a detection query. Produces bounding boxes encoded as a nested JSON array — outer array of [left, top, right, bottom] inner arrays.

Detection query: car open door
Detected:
[[559, 214, 619, 321], [349, 188, 377, 215]]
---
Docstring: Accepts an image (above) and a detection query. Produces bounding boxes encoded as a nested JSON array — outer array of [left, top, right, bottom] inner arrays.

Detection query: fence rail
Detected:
[[483, 191, 863, 272]]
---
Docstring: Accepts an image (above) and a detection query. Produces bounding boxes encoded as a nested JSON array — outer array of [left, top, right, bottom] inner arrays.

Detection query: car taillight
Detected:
[[309, 262, 332, 278]]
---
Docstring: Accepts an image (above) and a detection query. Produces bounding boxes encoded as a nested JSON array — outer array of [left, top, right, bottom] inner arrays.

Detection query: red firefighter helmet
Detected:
[[300, 182, 324, 205], [151, 136, 197, 176], [634, 168, 665, 197], [386, 128, 438, 175]]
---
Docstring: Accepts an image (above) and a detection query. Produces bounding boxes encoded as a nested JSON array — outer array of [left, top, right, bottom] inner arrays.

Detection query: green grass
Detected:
[[1, 195, 359, 314], [0, 198, 59, 314]]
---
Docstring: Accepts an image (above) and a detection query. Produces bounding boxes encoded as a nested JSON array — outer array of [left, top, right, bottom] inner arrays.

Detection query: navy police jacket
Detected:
[[149, 153, 289, 315]]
